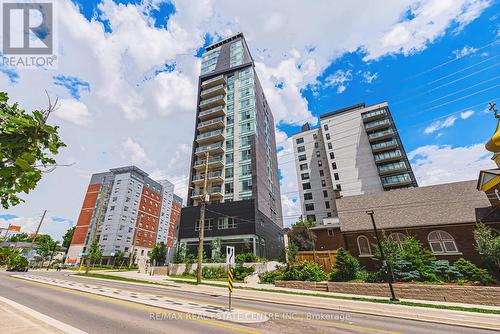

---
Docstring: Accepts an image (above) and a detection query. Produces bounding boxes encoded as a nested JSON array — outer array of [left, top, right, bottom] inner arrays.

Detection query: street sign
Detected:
[[227, 267, 234, 311], [226, 246, 235, 266]]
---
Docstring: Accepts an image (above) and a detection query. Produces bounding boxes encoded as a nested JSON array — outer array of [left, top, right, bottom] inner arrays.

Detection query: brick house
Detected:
[[310, 180, 499, 271]]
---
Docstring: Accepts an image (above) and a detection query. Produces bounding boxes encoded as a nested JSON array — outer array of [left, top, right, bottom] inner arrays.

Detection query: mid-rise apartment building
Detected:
[[179, 33, 284, 259], [66, 166, 182, 266], [292, 102, 417, 225]]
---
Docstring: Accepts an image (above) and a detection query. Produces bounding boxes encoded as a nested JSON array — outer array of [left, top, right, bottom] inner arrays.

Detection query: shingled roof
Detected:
[[337, 180, 491, 232]]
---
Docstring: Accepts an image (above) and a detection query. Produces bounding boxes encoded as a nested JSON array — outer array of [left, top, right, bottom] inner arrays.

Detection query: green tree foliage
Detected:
[[286, 242, 299, 263], [114, 250, 125, 268], [210, 238, 222, 259], [7, 232, 29, 242], [429, 260, 462, 281], [7, 252, 28, 271], [282, 261, 326, 282], [0, 92, 66, 208], [474, 223, 500, 277], [62, 227, 75, 249], [0, 247, 14, 265], [329, 248, 362, 282], [88, 241, 102, 265], [260, 266, 286, 284], [233, 265, 255, 281], [287, 220, 317, 251], [453, 258, 495, 284], [34, 235, 60, 262], [235, 252, 260, 263], [150, 242, 167, 266]]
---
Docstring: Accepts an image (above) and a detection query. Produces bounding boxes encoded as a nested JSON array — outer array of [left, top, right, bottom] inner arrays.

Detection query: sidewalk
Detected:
[[80, 270, 500, 331], [0, 295, 86, 334]]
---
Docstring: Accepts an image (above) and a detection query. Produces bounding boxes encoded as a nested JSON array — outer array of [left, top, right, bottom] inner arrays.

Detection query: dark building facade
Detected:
[[179, 33, 283, 259]]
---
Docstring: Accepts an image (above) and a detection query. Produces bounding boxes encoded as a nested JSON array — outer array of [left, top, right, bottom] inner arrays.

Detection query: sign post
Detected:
[[226, 246, 235, 311]]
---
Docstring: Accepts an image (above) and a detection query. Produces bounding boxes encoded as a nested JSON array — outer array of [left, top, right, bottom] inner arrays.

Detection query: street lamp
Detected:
[[366, 210, 398, 302]]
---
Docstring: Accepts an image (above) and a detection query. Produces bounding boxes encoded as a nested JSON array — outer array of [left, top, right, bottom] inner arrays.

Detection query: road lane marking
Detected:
[[9, 276, 261, 334], [294, 316, 401, 334], [0, 295, 87, 334]]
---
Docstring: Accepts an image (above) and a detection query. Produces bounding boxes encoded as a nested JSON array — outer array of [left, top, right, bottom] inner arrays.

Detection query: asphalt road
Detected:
[[0, 270, 497, 334]]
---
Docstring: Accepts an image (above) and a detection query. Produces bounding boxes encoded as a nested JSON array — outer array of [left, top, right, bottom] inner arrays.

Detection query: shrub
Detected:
[[260, 266, 286, 284], [201, 266, 226, 279], [329, 248, 362, 282], [7, 253, 28, 271], [474, 223, 500, 278], [429, 260, 462, 282], [233, 265, 255, 281], [283, 261, 327, 282], [453, 258, 495, 284], [235, 252, 259, 263]]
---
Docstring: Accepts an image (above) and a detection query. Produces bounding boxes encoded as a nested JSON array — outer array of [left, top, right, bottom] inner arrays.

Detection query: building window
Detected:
[[324, 124, 328, 131], [357, 235, 372, 256], [195, 219, 213, 231], [313, 134, 317, 140], [316, 151, 320, 157], [332, 162, 337, 170], [297, 146, 305, 153], [323, 190, 328, 198], [318, 160, 322, 167], [388, 233, 406, 249], [319, 170, 324, 176], [327, 229, 334, 237], [326, 133, 331, 140], [304, 193, 313, 201], [428, 230, 459, 254], [328, 143, 333, 150], [296, 137, 304, 144], [301, 173, 310, 180], [336, 184, 342, 191], [321, 180, 326, 187], [300, 163, 308, 171], [305, 203, 315, 211], [218, 217, 236, 229], [325, 201, 330, 209], [329, 152, 335, 159], [241, 180, 253, 192], [299, 154, 307, 161], [314, 142, 319, 148], [306, 215, 316, 222], [302, 183, 311, 190], [334, 173, 339, 181]]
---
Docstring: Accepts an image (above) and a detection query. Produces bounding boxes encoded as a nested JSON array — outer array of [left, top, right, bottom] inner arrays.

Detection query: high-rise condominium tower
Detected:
[[66, 166, 182, 266], [179, 33, 283, 259], [292, 102, 418, 225]]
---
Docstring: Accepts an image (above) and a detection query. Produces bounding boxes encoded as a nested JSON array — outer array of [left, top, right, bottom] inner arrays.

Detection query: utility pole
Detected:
[[366, 210, 398, 302], [85, 184, 108, 274], [27, 210, 46, 267], [129, 214, 143, 268], [489, 102, 498, 118], [196, 152, 210, 284]]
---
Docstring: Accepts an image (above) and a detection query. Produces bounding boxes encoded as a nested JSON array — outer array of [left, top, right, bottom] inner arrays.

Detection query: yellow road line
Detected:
[[10, 276, 260, 334], [295, 316, 401, 334]]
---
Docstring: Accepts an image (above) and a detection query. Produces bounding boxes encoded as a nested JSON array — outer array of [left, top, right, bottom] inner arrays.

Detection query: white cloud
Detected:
[[53, 99, 92, 126], [361, 71, 378, 83], [0, 215, 74, 242], [408, 144, 495, 186], [452, 45, 478, 58], [324, 69, 353, 93], [460, 110, 475, 119], [424, 115, 458, 134], [121, 138, 153, 168]]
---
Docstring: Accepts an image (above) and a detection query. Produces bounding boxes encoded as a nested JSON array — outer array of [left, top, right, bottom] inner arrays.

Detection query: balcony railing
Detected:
[[368, 128, 394, 142], [198, 105, 225, 120], [197, 117, 224, 132], [191, 187, 223, 198], [378, 161, 407, 175], [192, 171, 223, 182], [196, 129, 224, 144], [199, 94, 225, 110], [201, 74, 225, 89], [365, 118, 391, 131], [195, 142, 224, 155], [200, 84, 225, 99], [371, 139, 398, 152], [362, 108, 387, 122], [374, 150, 402, 163], [381, 173, 412, 187], [194, 156, 224, 168]]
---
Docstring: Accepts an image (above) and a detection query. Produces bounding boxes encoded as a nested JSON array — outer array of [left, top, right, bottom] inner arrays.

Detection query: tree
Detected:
[[287, 220, 317, 251], [114, 250, 125, 268], [330, 248, 362, 282], [0, 92, 66, 209], [62, 227, 75, 249], [88, 241, 102, 266], [474, 223, 500, 277], [7, 232, 29, 242], [34, 235, 59, 262], [150, 242, 167, 266], [210, 238, 222, 259]]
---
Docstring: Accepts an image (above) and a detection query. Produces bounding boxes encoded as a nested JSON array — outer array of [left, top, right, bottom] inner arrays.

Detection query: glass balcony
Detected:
[[200, 94, 225, 110], [362, 108, 387, 122], [374, 149, 402, 164], [196, 129, 225, 145], [200, 84, 225, 99], [365, 118, 391, 131], [190, 186, 224, 200], [201, 74, 225, 89], [194, 156, 224, 170], [381, 173, 412, 188], [197, 117, 224, 132], [192, 171, 224, 185], [195, 142, 224, 156], [198, 105, 225, 121], [368, 128, 394, 142], [371, 139, 398, 153], [378, 161, 407, 175]]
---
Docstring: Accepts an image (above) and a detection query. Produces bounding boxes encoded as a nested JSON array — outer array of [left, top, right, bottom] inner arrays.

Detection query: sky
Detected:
[[0, 0, 499, 242]]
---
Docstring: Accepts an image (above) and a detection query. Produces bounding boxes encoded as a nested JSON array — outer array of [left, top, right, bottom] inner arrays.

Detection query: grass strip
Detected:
[[76, 273, 500, 315]]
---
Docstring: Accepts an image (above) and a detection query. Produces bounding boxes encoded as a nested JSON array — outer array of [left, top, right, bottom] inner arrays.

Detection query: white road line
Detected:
[[0, 295, 88, 334]]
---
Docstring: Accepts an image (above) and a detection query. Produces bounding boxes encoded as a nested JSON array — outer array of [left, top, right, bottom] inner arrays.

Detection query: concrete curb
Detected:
[[13, 274, 268, 324], [0, 295, 87, 334], [75, 272, 500, 331]]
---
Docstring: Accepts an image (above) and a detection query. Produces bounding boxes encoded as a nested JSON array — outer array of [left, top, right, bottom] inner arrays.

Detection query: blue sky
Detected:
[[0, 0, 499, 239]]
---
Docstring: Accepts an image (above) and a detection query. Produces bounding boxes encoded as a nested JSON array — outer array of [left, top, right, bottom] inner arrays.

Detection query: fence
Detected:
[[296, 250, 337, 271]]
